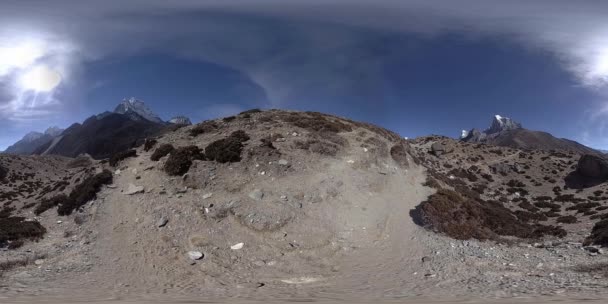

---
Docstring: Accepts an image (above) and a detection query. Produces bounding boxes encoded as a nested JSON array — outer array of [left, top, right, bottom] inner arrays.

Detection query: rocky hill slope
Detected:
[[1, 110, 608, 301]]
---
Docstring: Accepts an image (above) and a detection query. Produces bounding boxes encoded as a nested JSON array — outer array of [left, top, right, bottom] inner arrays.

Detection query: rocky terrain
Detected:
[[1, 110, 608, 302]]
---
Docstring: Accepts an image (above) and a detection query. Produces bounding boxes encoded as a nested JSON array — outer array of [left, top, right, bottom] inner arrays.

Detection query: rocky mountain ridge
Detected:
[[461, 115, 601, 155]]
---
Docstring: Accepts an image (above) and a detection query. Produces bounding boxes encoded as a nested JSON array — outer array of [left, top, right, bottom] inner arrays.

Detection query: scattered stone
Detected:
[[115, 169, 122, 175], [248, 189, 264, 201], [421, 256, 432, 263], [231, 242, 244, 250], [584, 246, 601, 254], [202, 193, 213, 199], [187, 251, 204, 260], [125, 184, 145, 195], [34, 259, 45, 266], [157, 217, 169, 228], [278, 159, 289, 165]]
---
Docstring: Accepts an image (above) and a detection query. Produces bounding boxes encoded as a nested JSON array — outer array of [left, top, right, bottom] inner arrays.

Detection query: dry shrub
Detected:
[[151, 144, 175, 161], [164, 146, 205, 176], [205, 131, 250, 163], [515, 210, 548, 222], [566, 202, 601, 213], [35, 194, 68, 215], [585, 219, 608, 247], [239, 109, 262, 116], [67, 156, 92, 168], [143, 138, 157, 152], [57, 170, 113, 216], [281, 111, 352, 133], [0, 217, 46, 246], [448, 168, 478, 182], [189, 121, 218, 136], [223, 116, 236, 122], [109, 149, 137, 167], [0, 165, 7, 181], [413, 188, 566, 241], [556, 215, 577, 224]]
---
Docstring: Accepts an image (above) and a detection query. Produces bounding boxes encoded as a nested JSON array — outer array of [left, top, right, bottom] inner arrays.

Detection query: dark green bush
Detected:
[[205, 131, 250, 163], [164, 146, 205, 176], [57, 170, 113, 216], [150, 144, 175, 161], [109, 149, 137, 167], [143, 138, 157, 152]]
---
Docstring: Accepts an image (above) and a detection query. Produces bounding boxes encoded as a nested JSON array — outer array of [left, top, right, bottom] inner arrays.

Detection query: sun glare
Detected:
[[19, 65, 62, 92], [0, 41, 44, 71]]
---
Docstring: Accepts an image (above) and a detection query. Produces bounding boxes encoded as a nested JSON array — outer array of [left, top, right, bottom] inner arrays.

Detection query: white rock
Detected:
[[278, 159, 289, 165], [202, 193, 213, 199], [125, 184, 145, 195], [115, 169, 121, 175], [231, 242, 244, 250], [347, 160, 355, 164], [34, 259, 44, 266], [249, 189, 264, 201], [187, 251, 204, 260], [132, 168, 138, 175]]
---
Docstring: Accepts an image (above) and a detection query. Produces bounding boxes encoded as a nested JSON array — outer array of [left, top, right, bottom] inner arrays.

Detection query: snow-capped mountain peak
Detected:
[[487, 114, 522, 134], [460, 129, 469, 139], [169, 116, 192, 125], [22, 131, 44, 142], [44, 126, 64, 137], [114, 97, 163, 123]]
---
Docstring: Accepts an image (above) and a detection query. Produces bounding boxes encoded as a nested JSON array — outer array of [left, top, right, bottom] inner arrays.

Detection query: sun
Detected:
[[19, 65, 62, 92]]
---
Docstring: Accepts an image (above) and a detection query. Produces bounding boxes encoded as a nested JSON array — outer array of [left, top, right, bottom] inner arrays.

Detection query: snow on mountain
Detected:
[[22, 131, 45, 142], [44, 126, 64, 137], [460, 130, 469, 139], [169, 116, 192, 125], [114, 97, 163, 123], [486, 114, 522, 134]]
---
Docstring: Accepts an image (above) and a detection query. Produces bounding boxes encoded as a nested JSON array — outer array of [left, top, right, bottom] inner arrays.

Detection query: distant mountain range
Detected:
[[4, 127, 65, 155], [461, 115, 601, 155], [2, 98, 191, 159]]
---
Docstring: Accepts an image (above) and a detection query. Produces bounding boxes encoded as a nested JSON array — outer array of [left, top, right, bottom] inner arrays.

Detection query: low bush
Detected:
[[515, 210, 548, 223], [534, 201, 561, 211], [150, 144, 175, 161], [109, 149, 137, 167], [164, 146, 205, 176], [448, 168, 478, 182], [35, 194, 68, 215], [566, 202, 601, 213], [281, 111, 352, 133], [585, 219, 608, 247], [239, 108, 262, 115], [143, 138, 157, 152], [189, 121, 218, 137], [57, 170, 113, 216], [205, 131, 250, 163], [222, 116, 236, 122], [0, 217, 46, 246], [0, 165, 8, 181], [557, 215, 577, 224], [413, 188, 560, 240]]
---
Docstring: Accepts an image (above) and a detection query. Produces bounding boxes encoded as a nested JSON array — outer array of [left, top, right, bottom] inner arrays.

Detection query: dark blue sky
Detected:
[[71, 34, 598, 146], [1, 1, 608, 150]]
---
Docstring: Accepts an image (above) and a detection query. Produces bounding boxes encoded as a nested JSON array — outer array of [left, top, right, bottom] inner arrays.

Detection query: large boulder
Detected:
[[577, 154, 608, 179], [430, 142, 445, 157]]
